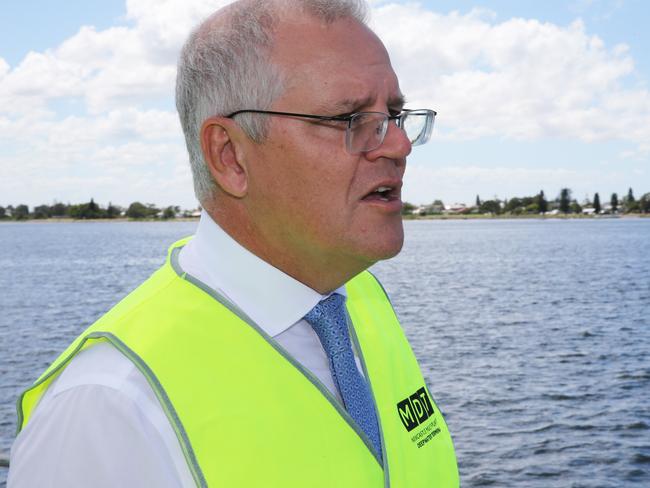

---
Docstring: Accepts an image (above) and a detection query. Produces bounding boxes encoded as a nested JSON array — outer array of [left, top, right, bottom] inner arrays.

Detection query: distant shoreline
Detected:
[[0, 217, 200, 224], [403, 213, 649, 220], [1, 214, 648, 224]]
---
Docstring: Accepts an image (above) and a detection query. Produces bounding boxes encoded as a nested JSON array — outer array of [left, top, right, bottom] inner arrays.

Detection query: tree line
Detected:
[[3, 188, 649, 221], [403, 187, 650, 216], [0, 199, 197, 221]]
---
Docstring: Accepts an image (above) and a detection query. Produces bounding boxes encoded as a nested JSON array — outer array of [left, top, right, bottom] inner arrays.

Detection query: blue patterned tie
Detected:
[[304, 293, 382, 460]]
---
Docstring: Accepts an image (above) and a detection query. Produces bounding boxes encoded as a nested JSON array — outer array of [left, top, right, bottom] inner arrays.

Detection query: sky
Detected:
[[1, 0, 649, 208]]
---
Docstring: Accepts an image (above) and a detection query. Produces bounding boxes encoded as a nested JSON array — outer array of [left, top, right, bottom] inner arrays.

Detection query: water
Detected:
[[1, 219, 649, 486]]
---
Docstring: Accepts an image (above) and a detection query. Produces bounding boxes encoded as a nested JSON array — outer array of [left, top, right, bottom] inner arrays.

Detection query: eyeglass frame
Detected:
[[226, 108, 437, 154]]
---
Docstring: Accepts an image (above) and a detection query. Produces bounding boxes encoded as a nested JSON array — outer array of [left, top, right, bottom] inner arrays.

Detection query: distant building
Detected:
[[444, 203, 470, 214]]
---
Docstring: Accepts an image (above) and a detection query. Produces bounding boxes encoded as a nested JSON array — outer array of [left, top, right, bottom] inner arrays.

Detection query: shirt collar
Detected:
[[179, 210, 346, 337]]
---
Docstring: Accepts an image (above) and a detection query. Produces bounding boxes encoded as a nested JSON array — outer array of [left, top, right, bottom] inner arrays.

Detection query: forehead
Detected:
[[270, 16, 402, 110]]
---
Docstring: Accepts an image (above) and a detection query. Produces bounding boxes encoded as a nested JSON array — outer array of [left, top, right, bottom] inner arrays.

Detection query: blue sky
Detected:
[[1, 0, 649, 208], [1, 1, 125, 66]]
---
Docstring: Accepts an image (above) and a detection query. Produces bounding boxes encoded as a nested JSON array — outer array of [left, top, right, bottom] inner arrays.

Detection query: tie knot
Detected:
[[304, 293, 350, 354]]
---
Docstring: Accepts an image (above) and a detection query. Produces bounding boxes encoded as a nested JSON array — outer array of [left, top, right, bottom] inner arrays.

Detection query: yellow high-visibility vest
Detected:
[[18, 238, 458, 487]]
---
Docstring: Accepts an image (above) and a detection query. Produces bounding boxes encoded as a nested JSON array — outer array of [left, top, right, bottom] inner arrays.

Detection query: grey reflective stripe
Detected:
[[91, 332, 208, 488], [170, 247, 258, 329], [15, 338, 94, 436], [17, 332, 207, 488], [367, 270, 395, 309], [351, 272, 430, 488], [346, 306, 392, 488], [357, 271, 398, 484], [169, 246, 384, 469]]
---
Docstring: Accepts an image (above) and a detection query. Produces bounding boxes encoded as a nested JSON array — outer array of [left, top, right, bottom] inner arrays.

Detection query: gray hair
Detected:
[[176, 0, 369, 204]]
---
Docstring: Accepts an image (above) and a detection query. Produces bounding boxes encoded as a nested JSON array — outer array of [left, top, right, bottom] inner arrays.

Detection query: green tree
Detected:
[[593, 193, 601, 214], [479, 199, 501, 215], [505, 197, 523, 213], [559, 188, 571, 214], [67, 199, 104, 219], [538, 190, 548, 213], [401, 202, 416, 215], [611, 193, 618, 213], [570, 201, 582, 214], [475, 195, 481, 207], [428, 200, 445, 214], [520, 196, 535, 207], [624, 187, 639, 213], [106, 202, 120, 219], [126, 201, 150, 219], [0, 206, 6, 219], [14, 204, 29, 220], [50, 202, 68, 217], [525, 202, 540, 213], [67, 204, 83, 219], [146, 203, 160, 218], [162, 206, 177, 219], [87, 198, 102, 218], [640, 193, 650, 213], [625, 200, 640, 213], [33, 205, 51, 219]]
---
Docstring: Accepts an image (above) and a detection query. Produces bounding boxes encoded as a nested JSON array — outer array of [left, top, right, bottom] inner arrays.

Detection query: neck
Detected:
[[206, 205, 370, 294]]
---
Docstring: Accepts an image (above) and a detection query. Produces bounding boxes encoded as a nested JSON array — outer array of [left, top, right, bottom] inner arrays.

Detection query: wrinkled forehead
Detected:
[[270, 15, 403, 111]]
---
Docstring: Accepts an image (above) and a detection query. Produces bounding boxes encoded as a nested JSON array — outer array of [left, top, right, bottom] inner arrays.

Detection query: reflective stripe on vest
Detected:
[[18, 238, 459, 487]]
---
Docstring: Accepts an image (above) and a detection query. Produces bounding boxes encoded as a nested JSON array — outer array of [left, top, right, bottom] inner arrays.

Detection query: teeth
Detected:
[[376, 186, 392, 192]]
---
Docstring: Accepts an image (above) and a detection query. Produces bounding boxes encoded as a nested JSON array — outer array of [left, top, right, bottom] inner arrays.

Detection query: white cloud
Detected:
[[0, 0, 224, 207], [0, 0, 649, 207], [371, 3, 649, 147], [0, 107, 189, 207], [402, 163, 635, 205], [0, 1, 231, 116], [0, 57, 9, 78]]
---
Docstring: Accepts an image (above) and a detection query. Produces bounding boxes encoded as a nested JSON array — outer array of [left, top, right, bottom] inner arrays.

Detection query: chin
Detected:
[[378, 238, 404, 260], [360, 227, 404, 263]]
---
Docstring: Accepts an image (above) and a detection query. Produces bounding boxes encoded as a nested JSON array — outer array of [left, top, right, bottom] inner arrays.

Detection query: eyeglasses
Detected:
[[226, 108, 436, 154]]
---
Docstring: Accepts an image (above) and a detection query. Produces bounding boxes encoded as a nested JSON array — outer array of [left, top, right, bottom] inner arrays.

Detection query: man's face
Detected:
[[244, 15, 411, 279]]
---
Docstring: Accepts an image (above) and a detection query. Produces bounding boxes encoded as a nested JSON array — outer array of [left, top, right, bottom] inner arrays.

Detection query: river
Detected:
[[1, 218, 648, 486]]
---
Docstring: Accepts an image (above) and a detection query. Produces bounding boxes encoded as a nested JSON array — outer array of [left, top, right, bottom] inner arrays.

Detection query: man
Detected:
[[9, 0, 458, 486]]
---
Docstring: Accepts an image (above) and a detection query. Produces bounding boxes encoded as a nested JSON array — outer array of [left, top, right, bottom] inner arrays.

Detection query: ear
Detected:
[[200, 117, 248, 198]]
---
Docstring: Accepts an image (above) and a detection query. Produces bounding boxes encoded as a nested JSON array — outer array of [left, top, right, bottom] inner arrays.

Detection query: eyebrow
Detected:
[[389, 94, 407, 108], [321, 93, 407, 115]]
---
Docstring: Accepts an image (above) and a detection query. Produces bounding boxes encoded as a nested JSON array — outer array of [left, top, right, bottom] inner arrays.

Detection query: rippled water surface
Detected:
[[1, 219, 649, 486]]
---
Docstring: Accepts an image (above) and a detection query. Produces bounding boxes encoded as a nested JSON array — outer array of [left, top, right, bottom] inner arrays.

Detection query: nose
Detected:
[[364, 119, 412, 163]]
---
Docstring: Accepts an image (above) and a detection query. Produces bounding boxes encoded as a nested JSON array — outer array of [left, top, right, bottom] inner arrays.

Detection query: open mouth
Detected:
[[362, 185, 400, 202]]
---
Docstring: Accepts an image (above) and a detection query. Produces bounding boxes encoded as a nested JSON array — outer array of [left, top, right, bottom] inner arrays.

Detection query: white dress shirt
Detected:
[[9, 211, 363, 487]]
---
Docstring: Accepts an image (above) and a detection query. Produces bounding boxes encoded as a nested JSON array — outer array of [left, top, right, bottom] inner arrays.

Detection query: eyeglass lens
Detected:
[[347, 110, 435, 153], [402, 110, 435, 146], [347, 113, 388, 154]]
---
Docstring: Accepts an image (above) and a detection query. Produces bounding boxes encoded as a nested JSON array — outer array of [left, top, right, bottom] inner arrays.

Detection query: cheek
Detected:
[[255, 124, 359, 213]]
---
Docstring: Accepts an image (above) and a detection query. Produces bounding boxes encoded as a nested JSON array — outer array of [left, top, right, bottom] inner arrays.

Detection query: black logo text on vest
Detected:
[[397, 387, 434, 431]]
